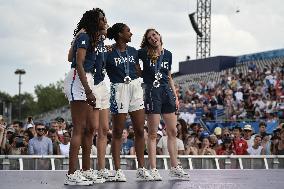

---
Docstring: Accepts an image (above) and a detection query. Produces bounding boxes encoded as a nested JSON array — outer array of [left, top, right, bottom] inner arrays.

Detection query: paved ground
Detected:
[[0, 170, 284, 189]]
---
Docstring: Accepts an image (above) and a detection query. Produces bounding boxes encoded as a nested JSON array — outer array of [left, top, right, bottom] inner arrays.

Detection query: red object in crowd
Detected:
[[233, 138, 248, 155]]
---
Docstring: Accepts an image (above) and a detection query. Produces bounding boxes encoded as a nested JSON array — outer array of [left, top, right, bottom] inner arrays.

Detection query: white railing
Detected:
[[1, 155, 284, 170]]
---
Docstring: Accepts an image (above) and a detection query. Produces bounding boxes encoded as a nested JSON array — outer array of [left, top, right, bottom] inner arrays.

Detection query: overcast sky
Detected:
[[0, 0, 283, 96]]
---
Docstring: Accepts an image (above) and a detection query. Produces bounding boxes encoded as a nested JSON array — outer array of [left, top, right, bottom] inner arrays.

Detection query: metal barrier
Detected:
[[1, 155, 284, 170]]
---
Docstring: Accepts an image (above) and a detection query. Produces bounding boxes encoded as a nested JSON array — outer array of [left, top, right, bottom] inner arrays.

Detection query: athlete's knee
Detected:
[[98, 126, 109, 138], [167, 128, 177, 138], [134, 127, 144, 138], [148, 132, 157, 141], [72, 125, 86, 136], [112, 128, 123, 139], [85, 127, 96, 137]]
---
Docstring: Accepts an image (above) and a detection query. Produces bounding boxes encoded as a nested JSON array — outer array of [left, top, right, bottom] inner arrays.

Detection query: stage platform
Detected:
[[1, 169, 283, 189]]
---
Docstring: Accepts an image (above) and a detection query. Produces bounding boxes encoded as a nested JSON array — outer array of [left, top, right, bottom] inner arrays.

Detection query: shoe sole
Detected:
[[104, 176, 117, 182], [170, 173, 190, 179], [136, 177, 155, 181], [153, 178, 163, 181], [93, 179, 106, 184], [115, 179, 127, 182], [64, 181, 93, 186]]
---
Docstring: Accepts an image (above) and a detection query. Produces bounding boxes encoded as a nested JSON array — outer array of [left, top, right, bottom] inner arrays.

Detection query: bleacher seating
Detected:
[[174, 57, 284, 91]]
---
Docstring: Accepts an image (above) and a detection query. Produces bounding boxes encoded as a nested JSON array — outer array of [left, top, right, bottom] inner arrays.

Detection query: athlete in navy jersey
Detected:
[[64, 8, 108, 185], [105, 46, 138, 83], [139, 28, 188, 180], [70, 33, 96, 73], [139, 48, 172, 86], [105, 23, 153, 181], [93, 37, 107, 85]]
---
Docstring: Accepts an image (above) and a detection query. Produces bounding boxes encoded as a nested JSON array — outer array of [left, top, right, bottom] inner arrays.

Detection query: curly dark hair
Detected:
[[107, 23, 126, 41], [73, 8, 105, 48]]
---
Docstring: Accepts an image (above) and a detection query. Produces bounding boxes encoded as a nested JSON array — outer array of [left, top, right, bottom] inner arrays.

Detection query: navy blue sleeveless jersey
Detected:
[[138, 48, 172, 85], [70, 33, 96, 73], [105, 46, 139, 83]]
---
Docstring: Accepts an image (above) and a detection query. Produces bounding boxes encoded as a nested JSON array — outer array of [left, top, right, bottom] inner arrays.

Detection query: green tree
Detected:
[[0, 91, 36, 121], [34, 80, 68, 113], [0, 91, 12, 118], [12, 93, 37, 120]]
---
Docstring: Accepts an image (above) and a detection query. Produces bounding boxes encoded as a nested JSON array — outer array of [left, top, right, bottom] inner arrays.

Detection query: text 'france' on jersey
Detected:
[[138, 48, 172, 86], [106, 46, 139, 83]]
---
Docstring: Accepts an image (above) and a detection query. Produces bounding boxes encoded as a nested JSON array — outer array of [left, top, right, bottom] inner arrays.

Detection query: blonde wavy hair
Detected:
[[140, 28, 163, 63]]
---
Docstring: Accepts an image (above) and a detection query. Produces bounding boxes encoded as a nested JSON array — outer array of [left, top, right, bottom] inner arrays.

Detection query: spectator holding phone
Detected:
[[0, 116, 7, 154]]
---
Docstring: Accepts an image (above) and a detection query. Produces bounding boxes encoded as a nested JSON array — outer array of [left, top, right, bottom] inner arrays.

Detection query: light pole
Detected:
[[15, 69, 26, 120]]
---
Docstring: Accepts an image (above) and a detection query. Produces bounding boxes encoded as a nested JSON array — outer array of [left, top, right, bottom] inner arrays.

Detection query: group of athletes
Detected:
[[63, 8, 188, 185]]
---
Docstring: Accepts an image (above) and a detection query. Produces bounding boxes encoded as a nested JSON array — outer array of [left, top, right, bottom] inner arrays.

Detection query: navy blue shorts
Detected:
[[144, 85, 176, 114]]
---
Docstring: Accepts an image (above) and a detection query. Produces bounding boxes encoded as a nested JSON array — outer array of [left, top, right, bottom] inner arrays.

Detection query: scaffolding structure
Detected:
[[196, 0, 211, 59]]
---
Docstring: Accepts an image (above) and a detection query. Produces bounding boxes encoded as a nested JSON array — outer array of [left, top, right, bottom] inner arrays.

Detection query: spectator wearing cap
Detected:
[[5, 133, 24, 155], [214, 127, 222, 145], [26, 123, 36, 136], [52, 117, 65, 142], [1, 127, 15, 154], [28, 123, 53, 155], [247, 135, 264, 155], [243, 124, 254, 148], [209, 134, 220, 152], [232, 126, 248, 155], [198, 132, 216, 155]]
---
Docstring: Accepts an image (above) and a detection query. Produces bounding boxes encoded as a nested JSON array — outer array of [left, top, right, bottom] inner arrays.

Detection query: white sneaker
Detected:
[[150, 168, 162, 181], [136, 167, 154, 181], [114, 169, 127, 182], [169, 165, 189, 178], [81, 169, 105, 183], [98, 168, 116, 182], [64, 170, 93, 185]]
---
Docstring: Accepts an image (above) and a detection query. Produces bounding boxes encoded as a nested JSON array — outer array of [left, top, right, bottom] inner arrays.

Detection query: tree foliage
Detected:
[[34, 80, 68, 113], [0, 80, 68, 121]]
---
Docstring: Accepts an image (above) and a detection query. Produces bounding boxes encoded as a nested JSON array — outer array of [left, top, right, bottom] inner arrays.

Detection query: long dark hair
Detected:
[[73, 8, 105, 48], [177, 118, 188, 142]]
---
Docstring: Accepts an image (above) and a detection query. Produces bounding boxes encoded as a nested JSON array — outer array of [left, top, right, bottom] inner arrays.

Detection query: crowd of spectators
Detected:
[[0, 61, 284, 157], [175, 61, 284, 123], [1, 115, 284, 157]]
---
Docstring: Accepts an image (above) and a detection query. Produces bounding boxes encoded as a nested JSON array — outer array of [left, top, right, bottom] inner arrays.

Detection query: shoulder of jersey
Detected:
[[127, 46, 137, 51], [163, 49, 171, 56], [77, 32, 89, 40]]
